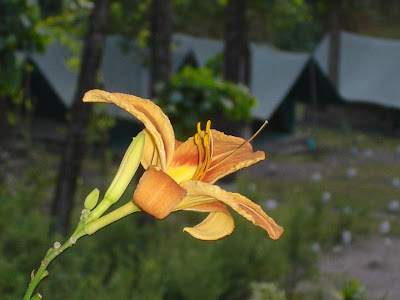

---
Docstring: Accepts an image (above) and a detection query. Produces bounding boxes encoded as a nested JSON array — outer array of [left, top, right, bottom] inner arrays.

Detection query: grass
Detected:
[[2, 124, 399, 299]]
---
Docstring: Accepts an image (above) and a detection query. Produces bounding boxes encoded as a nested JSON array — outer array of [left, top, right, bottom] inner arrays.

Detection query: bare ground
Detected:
[[251, 137, 400, 299]]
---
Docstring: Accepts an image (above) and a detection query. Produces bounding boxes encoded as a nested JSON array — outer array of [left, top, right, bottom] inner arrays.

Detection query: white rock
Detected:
[[332, 245, 344, 253], [321, 191, 331, 203], [363, 149, 373, 157], [350, 147, 358, 155], [343, 206, 352, 215], [396, 145, 400, 155], [264, 199, 278, 210], [388, 200, 399, 212], [341, 230, 352, 244], [268, 162, 278, 173], [346, 167, 357, 178], [311, 242, 321, 253], [379, 221, 391, 235], [311, 172, 322, 182], [392, 178, 400, 188]]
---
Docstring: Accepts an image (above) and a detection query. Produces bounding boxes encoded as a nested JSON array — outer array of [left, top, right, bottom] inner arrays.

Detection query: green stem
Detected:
[[84, 201, 140, 235], [22, 231, 86, 300], [23, 200, 140, 299]]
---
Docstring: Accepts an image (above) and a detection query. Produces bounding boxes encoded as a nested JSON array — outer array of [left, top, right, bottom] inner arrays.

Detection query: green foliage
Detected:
[[249, 282, 285, 300], [267, 0, 322, 51], [0, 0, 49, 115], [156, 66, 257, 138], [341, 279, 366, 300], [0, 0, 48, 53]]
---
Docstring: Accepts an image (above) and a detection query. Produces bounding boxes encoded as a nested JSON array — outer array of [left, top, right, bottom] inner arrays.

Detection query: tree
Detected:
[[0, 0, 47, 148], [150, 0, 171, 97], [51, 0, 112, 235], [328, 0, 342, 87], [224, 0, 250, 85]]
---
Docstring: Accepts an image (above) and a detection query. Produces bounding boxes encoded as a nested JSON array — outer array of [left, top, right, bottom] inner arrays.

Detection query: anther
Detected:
[[206, 120, 211, 133]]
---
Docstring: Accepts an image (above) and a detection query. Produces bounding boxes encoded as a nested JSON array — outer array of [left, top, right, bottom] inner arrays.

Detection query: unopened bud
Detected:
[[84, 188, 100, 210], [84, 132, 145, 224], [81, 208, 91, 220], [104, 132, 145, 204]]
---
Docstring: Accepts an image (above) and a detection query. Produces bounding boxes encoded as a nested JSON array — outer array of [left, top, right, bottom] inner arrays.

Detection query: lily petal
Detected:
[[133, 167, 187, 219], [183, 202, 235, 240], [181, 180, 284, 240], [83, 89, 175, 170], [141, 129, 161, 169], [202, 130, 265, 184]]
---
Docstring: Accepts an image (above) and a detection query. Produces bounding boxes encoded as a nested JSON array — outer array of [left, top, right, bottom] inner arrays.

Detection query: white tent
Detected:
[[314, 31, 400, 110], [250, 44, 309, 120], [31, 36, 192, 120], [31, 34, 315, 125], [171, 34, 310, 120]]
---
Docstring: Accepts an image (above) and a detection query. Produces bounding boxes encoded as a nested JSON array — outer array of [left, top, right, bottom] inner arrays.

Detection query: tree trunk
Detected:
[[51, 0, 111, 235], [150, 0, 171, 97], [224, 0, 250, 85], [224, 0, 251, 141], [328, 0, 342, 87]]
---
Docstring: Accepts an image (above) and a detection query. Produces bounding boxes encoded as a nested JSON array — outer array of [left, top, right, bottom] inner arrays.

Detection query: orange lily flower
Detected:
[[83, 89, 283, 241]]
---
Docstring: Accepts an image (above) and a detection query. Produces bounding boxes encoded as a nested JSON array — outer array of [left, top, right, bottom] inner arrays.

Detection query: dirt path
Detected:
[[320, 237, 400, 300]]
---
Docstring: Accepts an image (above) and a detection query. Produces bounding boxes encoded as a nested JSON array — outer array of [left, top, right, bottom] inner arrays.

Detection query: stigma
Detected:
[[193, 120, 213, 180]]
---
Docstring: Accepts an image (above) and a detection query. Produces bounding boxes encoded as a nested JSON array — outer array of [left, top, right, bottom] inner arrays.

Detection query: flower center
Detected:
[[192, 120, 213, 181]]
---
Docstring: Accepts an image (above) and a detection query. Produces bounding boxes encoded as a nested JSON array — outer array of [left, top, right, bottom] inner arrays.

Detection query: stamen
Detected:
[[206, 120, 211, 133], [192, 120, 214, 180], [207, 120, 268, 172]]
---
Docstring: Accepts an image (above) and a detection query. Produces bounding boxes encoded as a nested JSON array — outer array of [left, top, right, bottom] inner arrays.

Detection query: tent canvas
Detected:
[[314, 31, 400, 110], [30, 35, 194, 122]]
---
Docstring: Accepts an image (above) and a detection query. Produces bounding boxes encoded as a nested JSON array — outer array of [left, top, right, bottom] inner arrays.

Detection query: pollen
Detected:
[[193, 120, 214, 180]]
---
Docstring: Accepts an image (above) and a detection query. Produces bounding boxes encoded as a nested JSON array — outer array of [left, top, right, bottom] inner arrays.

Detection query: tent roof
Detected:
[[314, 31, 400, 109], [171, 34, 310, 120], [173, 34, 223, 67], [250, 44, 309, 119], [31, 34, 312, 121], [30, 36, 192, 120]]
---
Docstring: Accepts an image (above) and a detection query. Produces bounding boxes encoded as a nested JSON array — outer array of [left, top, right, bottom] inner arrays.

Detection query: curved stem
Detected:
[[22, 230, 86, 300], [84, 201, 141, 235]]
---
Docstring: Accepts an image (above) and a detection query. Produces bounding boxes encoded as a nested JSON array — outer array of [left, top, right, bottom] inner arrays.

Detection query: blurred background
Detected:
[[1, 0, 400, 299]]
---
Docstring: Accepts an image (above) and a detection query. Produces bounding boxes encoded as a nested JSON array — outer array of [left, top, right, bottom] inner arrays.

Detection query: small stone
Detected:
[[264, 199, 278, 210], [363, 149, 373, 157], [332, 245, 343, 253], [392, 178, 400, 188], [343, 206, 352, 215], [341, 230, 352, 244], [321, 191, 331, 203], [379, 221, 391, 235], [311, 242, 321, 253], [384, 238, 392, 246], [350, 147, 358, 155], [268, 162, 278, 173], [346, 167, 357, 178], [388, 200, 399, 212], [311, 172, 322, 182], [396, 145, 400, 155], [249, 183, 257, 192]]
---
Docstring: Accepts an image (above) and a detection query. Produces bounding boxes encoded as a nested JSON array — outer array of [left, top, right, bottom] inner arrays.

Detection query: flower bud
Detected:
[[84, 188, 100, 210], [84, 132, 145, 224], [104, 131, 145, 204]]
